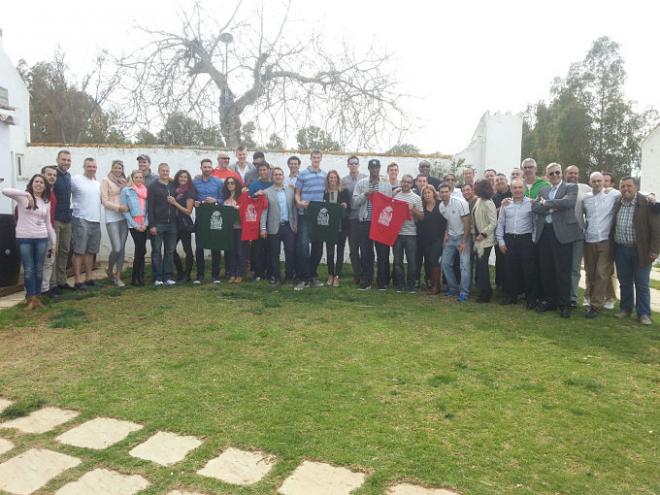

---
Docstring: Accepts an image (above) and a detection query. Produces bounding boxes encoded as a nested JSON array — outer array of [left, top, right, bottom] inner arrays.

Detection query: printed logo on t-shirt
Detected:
[[317, 207, 330, 226], [378, 206, 393, 227], [210, 211, 223, 230], [246, 204, 257, 222]]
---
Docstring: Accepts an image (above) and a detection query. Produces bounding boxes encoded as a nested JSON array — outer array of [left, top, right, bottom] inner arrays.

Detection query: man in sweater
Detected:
[[148, 163, 178, 286], [52, 149, 73, 292]]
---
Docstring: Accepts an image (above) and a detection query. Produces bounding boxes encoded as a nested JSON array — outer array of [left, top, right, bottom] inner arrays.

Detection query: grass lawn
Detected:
[[0, 271, 658, 495]]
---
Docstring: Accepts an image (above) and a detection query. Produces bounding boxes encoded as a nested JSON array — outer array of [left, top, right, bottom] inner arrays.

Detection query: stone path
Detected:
[[0, 398, 462, 495]]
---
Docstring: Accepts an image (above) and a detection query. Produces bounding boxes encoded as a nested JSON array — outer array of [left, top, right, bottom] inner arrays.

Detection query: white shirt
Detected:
[[439, 196, 470, 237], [583, 188, 622, 243], [450, 189, 464, 200], [71, 174, 101, 222], [284, 175, 298, 190]]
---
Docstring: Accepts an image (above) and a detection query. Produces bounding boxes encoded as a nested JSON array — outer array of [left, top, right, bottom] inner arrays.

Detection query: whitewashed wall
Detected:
[[640, 125, 660, 195], [22, 145, 452, 260]]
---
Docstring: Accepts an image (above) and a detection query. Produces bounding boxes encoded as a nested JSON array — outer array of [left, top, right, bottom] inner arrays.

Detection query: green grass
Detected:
[[0, 271, 658, 495]]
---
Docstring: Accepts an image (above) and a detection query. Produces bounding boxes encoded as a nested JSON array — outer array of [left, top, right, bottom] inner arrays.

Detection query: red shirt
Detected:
[[369, 192, 411, 246], [239, 192, 268, 241], [212, 167, 241, 183]]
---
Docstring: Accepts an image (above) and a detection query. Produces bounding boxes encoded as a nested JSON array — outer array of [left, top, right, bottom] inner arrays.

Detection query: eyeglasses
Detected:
[[548, 171, 561, 176], [523, 166, 535, 169], [348, 160, 358, 165], [219, 157, 230, 160]]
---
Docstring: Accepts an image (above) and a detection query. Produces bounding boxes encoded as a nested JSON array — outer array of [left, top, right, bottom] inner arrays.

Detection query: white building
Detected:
[[454, 111, 523, 176], [640, 124, 660, 195], [0, 30, 30, 215]]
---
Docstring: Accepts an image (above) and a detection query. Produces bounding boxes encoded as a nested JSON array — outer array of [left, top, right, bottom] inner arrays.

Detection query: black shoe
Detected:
[[536, 301, 557, 313], [569, 301, 578, 309], [585, 307, 598, 319], [501, 297, 517, 305], [58, 284, 74, 291], [84, 280, 101, 288], [74, 282, 87, 290], [560, 307, 571, 318], [526, 302, 537, 310], [50, 286, 63, 296]]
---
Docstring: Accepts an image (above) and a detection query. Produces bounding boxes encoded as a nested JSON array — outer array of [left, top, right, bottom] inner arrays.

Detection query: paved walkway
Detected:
[[0, 398, 458, 495]]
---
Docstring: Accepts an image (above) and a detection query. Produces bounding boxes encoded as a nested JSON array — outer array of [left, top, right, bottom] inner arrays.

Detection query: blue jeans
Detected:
[[614, 244, 651, 317], [17, 238, 49, 296], [151, 223, 177, 282], [297, 214, 323, 282], [441, 235, 472, 297], [393, 235, 418, 290]]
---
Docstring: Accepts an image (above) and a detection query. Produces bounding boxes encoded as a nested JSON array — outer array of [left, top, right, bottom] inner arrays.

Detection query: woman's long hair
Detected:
[[26, 174, 51, 210], [222, 177, 241, 202], [173, 169, 197, 197]]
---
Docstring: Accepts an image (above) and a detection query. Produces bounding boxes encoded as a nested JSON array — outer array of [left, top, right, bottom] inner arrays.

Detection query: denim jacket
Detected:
[[120, 187, 148, 228]]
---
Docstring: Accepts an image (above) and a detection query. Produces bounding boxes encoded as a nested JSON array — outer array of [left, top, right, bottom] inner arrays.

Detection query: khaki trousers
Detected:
[[52, 221, 72, 286], [584, 240, 614, 309]]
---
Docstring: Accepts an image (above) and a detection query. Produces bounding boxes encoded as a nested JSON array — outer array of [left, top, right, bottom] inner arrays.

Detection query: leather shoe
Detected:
[[560, 307, 571, 318], [536, 301, 557, 313], [585, 307, 598, 319], [501, 297, 517, 305]]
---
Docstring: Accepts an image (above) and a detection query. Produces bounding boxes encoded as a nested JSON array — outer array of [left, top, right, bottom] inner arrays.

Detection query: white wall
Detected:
[[640, 125, 660, 195], [0, 32, 30, 214], [455, 111, 523, 176]]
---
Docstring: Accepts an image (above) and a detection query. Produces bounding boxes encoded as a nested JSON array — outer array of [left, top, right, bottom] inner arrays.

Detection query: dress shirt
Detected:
[[583, 189, 622, 243], [545, 182, 561, 224], [276, 187, 288, 223], [496, 197, 534, 246]]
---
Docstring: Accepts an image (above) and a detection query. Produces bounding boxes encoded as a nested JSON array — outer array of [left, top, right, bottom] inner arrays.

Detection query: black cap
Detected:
[[368, 159, 381, 169], [137, 154, 151, 162]]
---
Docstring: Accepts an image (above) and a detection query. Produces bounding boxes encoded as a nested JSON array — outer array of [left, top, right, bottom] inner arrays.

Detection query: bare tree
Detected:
[[115, 1, 408, 149]]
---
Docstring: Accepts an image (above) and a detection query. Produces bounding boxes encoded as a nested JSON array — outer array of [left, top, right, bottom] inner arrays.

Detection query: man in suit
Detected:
[[532, 162, 582, 318], [260, 167, 298, 287]]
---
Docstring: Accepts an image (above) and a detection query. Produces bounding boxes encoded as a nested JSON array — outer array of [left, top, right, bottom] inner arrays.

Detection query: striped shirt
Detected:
[[296, 166, 326, 214]]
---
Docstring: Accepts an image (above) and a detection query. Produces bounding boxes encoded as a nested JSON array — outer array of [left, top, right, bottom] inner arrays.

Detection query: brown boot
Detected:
[[429, 267, 441, 295]]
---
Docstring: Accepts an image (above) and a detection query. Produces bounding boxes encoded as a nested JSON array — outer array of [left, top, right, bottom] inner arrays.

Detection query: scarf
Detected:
[[131, 184, 147, 225], [107, 172, 128, 189]]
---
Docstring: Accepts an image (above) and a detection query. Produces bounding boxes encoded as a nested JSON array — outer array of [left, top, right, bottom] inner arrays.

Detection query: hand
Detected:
[[47, 248, 53, 258], [475, 234, 484, 242], [260, 230, 267, 239], [408, 202, 413, 211], [340, 202, 348, 209], [499, 244, 508, 254], [459, 239, 468, 254], [255, 190, 265, 196], [501, 198, 512, 207], [297, 200, 310, 209], [241, 187, 248, 193], [205, 197, 216, 204], [119, 205, 129, 213], [648, 193, 656, 204], [166, 196, 176, 205], [392, 187, 402, 195], [149, 227, 157, 236]]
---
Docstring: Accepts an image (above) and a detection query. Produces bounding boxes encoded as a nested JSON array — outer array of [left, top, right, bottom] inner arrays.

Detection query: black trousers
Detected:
[[269, 223, 296, 282], [358, 221, 389, 288], [326, 229, 347, 277], [538, 226, 573, 307], [502, 234, 536, 303], [494, 244, 504, 288], [475, 246, 493, 301], [174, 229, 194, 277], [348, 219, 361, 279], [129, 228, 147, 282], [195, 245, 221, 281]]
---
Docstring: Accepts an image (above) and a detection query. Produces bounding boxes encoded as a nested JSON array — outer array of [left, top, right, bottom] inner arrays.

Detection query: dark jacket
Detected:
[[611, 192, 660, 267], [147, 180, 177, 227], [53, 167, 72, 223], [532, 182, 583, 244]]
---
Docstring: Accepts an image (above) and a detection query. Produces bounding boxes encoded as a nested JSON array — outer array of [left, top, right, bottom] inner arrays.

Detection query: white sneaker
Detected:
[[154, 280, 164, 287], [165, 279, 177, 286], [193, 279, 202, 285], [114, 279, 125, 288], [603, 299, 615, 310], [582, 297, 590, 307], [213, 279, 221, 285], [294, 281, 308, 291]]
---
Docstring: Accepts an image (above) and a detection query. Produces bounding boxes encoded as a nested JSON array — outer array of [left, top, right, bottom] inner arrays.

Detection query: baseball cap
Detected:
[[368, 159, 381, 169], [137, 154, 151, 162]]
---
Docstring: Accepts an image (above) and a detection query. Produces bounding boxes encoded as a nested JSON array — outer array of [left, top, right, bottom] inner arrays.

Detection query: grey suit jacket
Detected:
[[230, 162, 258, 187], [260, 185, 298, 235], [532, 182, 583, 244]]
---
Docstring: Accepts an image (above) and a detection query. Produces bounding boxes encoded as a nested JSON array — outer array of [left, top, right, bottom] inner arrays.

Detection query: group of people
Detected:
[[3, 147, 658, 325]]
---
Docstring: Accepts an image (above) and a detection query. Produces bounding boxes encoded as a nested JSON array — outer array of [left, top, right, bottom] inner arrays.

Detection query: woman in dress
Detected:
[[418, 185, 446, 294]]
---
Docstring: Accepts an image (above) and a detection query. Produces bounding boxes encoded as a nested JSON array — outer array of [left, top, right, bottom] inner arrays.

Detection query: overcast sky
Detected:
[[3, 0, 658, 154]]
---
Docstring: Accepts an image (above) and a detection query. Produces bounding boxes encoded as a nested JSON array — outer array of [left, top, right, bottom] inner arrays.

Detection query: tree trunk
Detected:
[[219, 91, 242, 149]]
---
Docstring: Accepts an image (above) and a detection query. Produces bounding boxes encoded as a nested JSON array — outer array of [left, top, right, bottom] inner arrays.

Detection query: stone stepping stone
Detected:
[[0, 397, 13, 414], [129, 431, 202, 466], [0, 448, 81, 495], [56, 417, 143, 450], [0, 406, 79, 434], [278, 460, 366, 495], [387, 483, 461, 495], [197, 447, 276, 486], [54, 468, 150, 495], [0, 437, 15, 455]]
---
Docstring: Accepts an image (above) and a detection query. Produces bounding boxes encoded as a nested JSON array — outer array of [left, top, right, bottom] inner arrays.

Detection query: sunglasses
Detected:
[[219, 157, 230, 160], [548, 171, 561, 176], [348, 161, 358, 165]]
